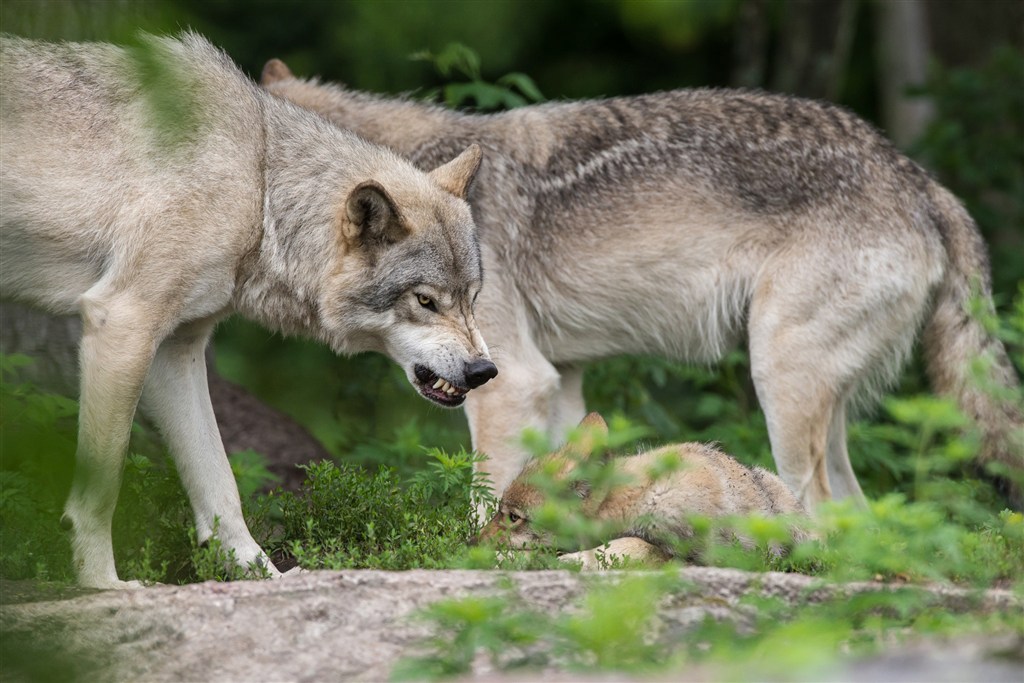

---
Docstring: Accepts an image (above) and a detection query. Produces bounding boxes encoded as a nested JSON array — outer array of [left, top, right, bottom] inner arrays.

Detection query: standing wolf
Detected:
[[0, 34, 495, 589], [262, 60, 1023, 509], [477, 413, 810, 569]]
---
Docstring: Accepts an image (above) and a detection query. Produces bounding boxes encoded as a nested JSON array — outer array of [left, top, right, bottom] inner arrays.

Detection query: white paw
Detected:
[[81, 577, 147, 590], [280, 566, 308, 578], [558, 549, 601, 571]]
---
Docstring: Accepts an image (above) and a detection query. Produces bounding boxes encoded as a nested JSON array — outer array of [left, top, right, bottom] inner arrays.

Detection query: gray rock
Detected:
[[1, 568, 1019, 682]]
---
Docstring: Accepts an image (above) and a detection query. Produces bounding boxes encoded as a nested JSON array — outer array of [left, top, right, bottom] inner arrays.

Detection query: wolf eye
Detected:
[[416, 294, 437, 311], [508, 511, 521, 523]]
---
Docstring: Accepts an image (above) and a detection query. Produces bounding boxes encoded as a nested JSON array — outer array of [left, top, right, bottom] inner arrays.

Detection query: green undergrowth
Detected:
[[393, 571, 1023, 681]]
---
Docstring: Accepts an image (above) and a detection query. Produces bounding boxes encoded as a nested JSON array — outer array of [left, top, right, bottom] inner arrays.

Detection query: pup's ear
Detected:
[[578, 412, 609, 435], [344, 181, 408, 245], [261, 58, 294, 85], [564, 412, 610, 459], [429, 144, 482, 200]]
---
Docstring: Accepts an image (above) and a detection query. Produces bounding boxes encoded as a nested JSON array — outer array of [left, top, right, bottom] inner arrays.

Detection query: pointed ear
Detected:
[[578, 412, 609, 435], [261, 58, 294, 85], [564, 412, 610, 458], [344, 181, 408, 245], [429, 144, 482, 200]]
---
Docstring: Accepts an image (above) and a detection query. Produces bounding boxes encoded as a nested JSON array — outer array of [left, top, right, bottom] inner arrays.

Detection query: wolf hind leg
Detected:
[[826, 401, 866, 503], [749, 247, 929, 511], [138, 318, 280, 578], [63, 287, 163, 589], [550, 364, 587, 444]]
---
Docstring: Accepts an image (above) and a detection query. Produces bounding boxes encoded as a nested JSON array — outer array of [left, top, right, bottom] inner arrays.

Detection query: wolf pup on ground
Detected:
[[0, 34, 495, 589], [263, 60, 1023, 510], [477, 413, 810, 569]]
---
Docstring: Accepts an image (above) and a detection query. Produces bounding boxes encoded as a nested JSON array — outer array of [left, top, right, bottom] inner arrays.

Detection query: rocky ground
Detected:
[[2, 568, 1021, 682]]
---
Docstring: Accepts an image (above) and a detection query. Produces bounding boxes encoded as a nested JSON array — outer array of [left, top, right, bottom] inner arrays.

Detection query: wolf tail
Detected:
[[922, 182, 1023, 504]]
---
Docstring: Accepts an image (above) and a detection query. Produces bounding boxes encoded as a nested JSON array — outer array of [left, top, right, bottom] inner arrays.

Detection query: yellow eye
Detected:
[[417, 294, 434, 308]]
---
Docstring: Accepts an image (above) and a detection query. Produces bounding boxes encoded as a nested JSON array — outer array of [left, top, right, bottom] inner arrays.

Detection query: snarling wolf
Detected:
[[262, 59, 1022, 510], [0, 33, 495, 588], [477, 413, 810, 569]]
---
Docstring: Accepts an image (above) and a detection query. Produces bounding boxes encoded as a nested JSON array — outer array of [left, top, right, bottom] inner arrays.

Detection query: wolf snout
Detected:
[[464, 358, 498, 389]]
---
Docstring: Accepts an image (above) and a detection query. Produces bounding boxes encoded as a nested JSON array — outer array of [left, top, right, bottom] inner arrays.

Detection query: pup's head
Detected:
[[321, 143, 496, 407], [477, 413, 610, 548]]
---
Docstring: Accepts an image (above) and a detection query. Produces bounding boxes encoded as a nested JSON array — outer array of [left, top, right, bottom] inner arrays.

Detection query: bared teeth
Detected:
[[422, 374, 467, 399]]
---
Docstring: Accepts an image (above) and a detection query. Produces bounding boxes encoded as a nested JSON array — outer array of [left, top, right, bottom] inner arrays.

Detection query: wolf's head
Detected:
[[319, 144, 496, 407], [257, 59, 494, 406], [476, 413, 610, 548]]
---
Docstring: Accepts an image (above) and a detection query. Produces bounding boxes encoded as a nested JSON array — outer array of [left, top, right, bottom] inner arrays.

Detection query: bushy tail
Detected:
[[922, 184, 1023, 505]]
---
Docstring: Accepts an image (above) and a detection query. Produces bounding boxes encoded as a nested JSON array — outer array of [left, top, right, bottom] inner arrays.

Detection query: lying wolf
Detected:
[[0, 33, 495, 588], [477, 413, 810, 569], [262, 60, 1023, 509]]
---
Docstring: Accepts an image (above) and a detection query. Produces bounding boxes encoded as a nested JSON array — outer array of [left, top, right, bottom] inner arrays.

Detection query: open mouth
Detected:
[[413, 364, 468, 408]]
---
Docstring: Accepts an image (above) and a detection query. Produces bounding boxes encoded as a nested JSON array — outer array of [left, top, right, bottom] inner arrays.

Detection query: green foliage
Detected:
[[273, 450, 485, 570], [412, 42, 544, 111], [396, 546, 1023, 681], [394, 573, 685, 679], [912, 46, 1024, 294]]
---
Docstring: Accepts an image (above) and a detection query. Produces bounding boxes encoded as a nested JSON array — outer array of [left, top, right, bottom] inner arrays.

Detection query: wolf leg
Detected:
[[825, 402, 866, 503], [749, 356, 835, 510], [560, 537, 669, 570], [464, 338, 561, 500], [749, 241, 932, 510], [550, 364, 587, 444], [139, 318, 280, 577], [63, 287, 162, 589]]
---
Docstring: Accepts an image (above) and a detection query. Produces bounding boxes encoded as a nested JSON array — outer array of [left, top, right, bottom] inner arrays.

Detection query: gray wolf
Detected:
[[0, 33, 494, 589], [477, 413, 810, 569], [262, 59, 1022, 510]]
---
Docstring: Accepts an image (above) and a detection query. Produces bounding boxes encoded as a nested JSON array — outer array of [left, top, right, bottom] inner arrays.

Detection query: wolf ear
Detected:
[[429, 144, 482, 200], [261, 58, 294, 85], [579, 412, 609, 435], [564, 412, 610, 459], [344, 181, 408, 245]]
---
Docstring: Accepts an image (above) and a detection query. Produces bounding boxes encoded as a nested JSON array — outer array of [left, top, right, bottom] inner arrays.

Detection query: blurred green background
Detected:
[[2, 0, 1022, 485]]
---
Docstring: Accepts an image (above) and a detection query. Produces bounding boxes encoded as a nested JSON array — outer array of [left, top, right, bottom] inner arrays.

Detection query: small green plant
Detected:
[[272, 450, 485, 570], [412, 42, 544, 111]]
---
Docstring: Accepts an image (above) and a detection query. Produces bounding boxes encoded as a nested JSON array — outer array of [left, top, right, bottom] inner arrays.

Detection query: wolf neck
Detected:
[[232, 102, 351, 343]]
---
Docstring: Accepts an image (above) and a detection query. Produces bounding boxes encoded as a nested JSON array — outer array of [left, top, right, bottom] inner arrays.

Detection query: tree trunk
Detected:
[[874, 0, 935, 148]]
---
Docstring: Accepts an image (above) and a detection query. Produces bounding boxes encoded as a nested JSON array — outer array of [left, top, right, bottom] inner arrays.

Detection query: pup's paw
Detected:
[[558, 549, 602, 571]]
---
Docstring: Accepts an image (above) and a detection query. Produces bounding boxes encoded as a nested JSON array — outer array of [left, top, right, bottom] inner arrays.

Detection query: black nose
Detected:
[[463, 359, 498, 389]]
